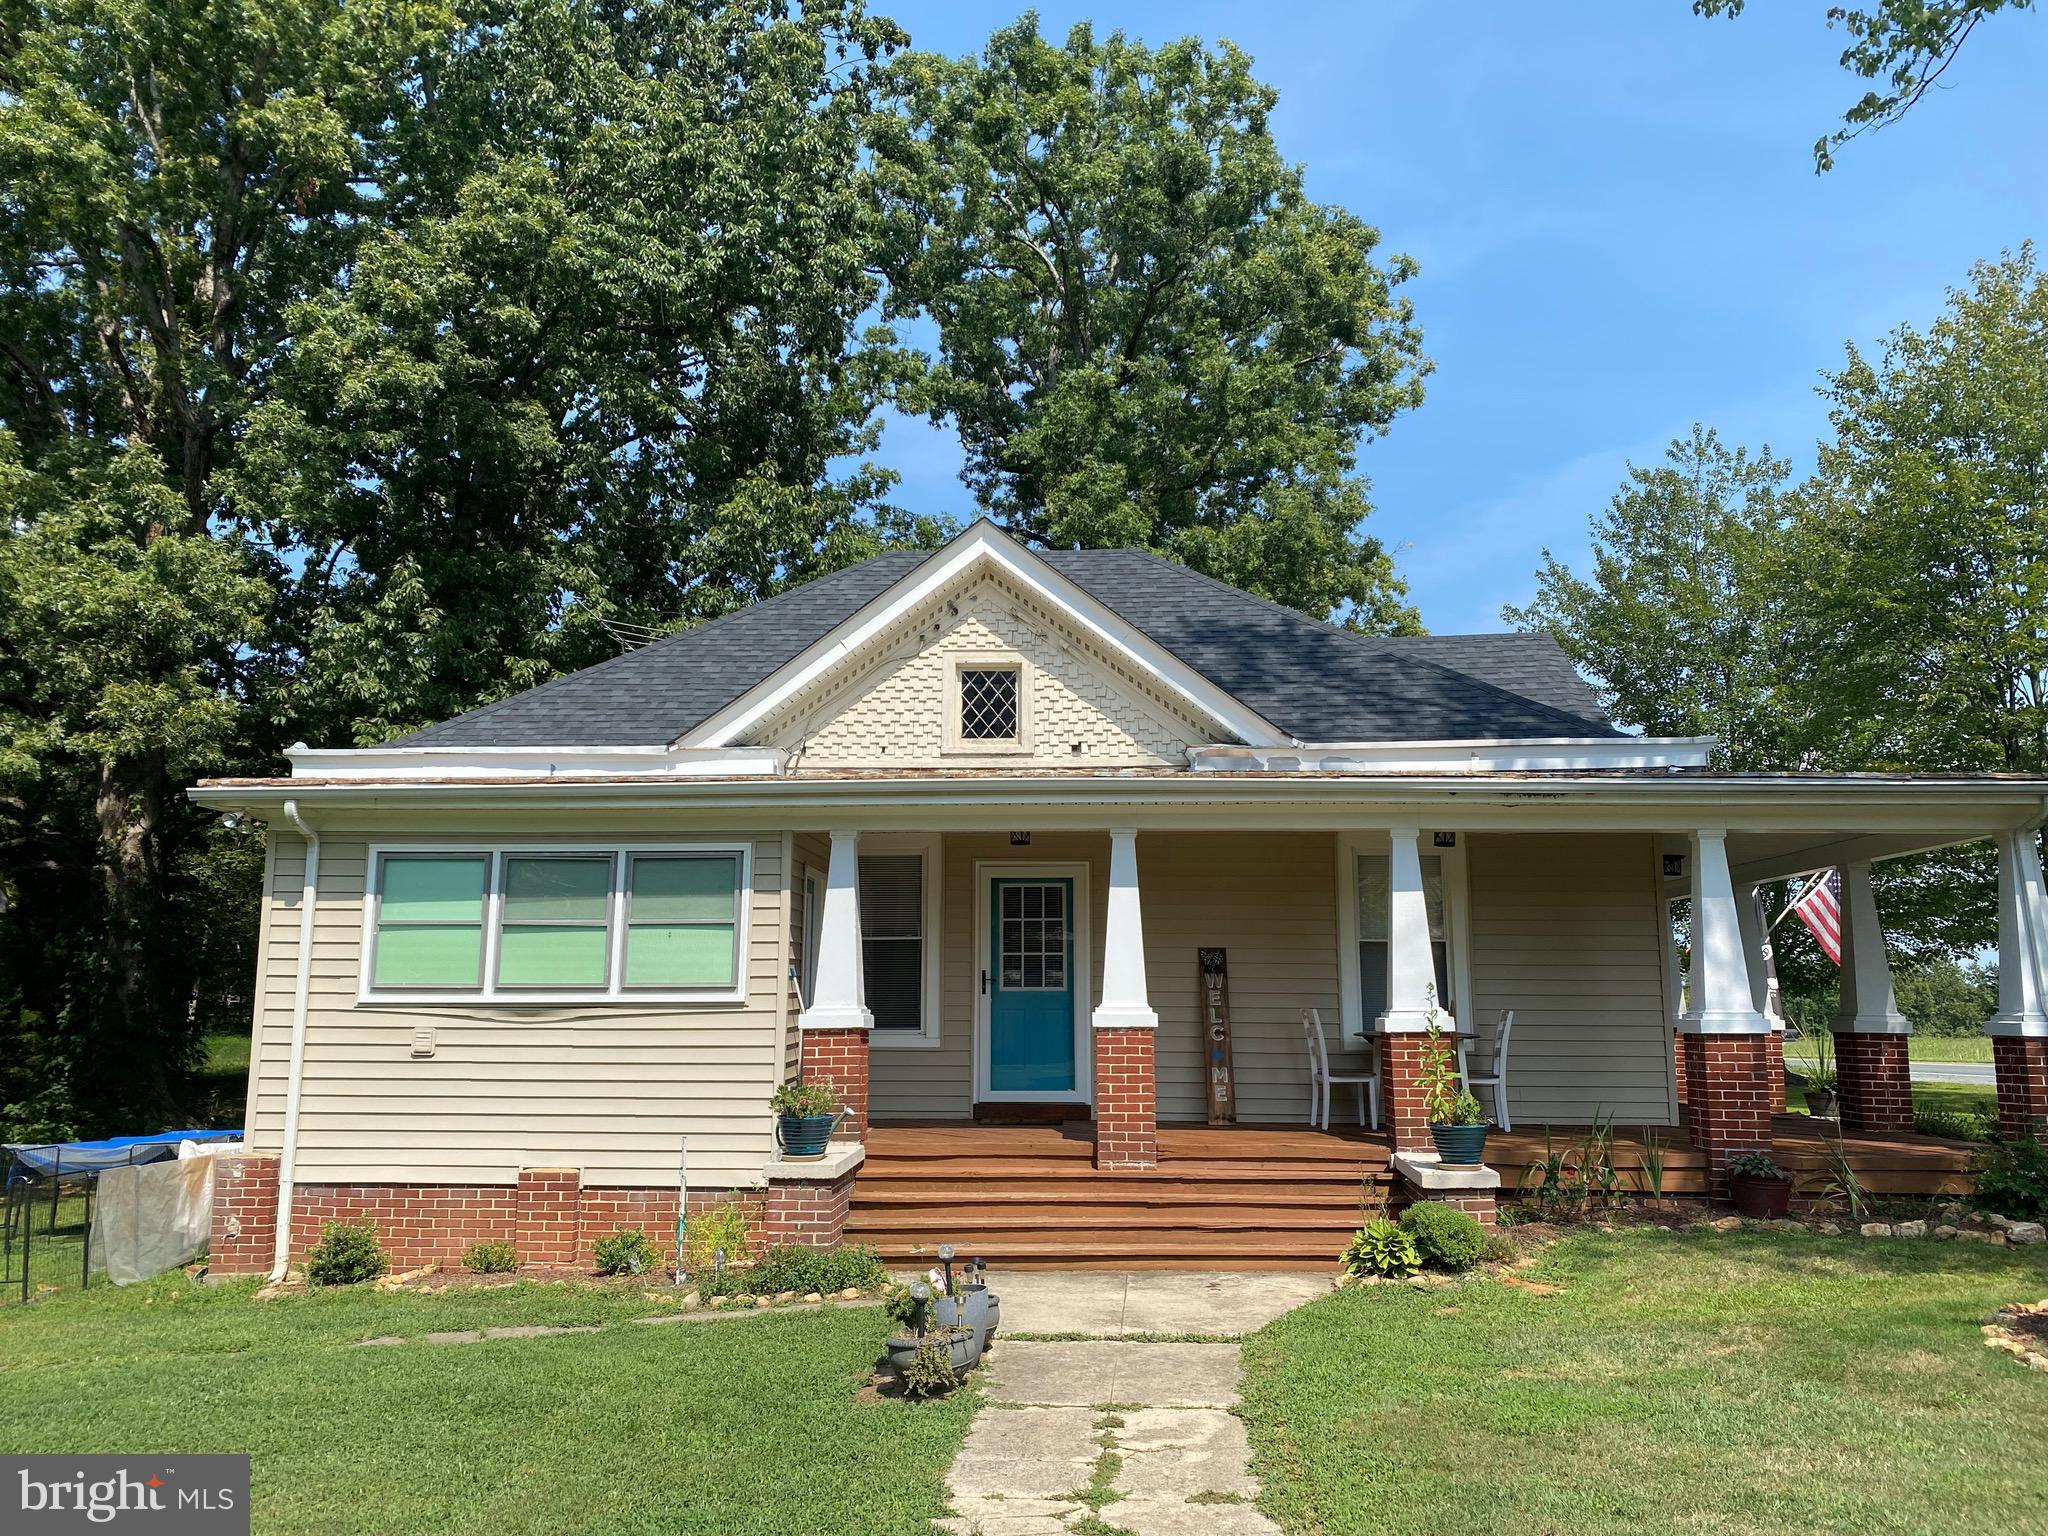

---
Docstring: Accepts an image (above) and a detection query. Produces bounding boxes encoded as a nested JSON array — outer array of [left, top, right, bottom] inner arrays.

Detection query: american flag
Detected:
[[1788, 869, 1842, 964]]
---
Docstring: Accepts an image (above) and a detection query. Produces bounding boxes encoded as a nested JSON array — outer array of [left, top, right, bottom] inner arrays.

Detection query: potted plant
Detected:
[[769, 1081, 843, 1159], [1801, 1030, 1839, 1119], [1726, 1151, 1793, 1219], [882, 1280, 978, 1389], [1420, 1013, 1488, 1165]]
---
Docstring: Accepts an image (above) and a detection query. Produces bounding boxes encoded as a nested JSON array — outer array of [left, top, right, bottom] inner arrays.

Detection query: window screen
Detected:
[[497, 855, 612, 987], [623, 854, 740, 988], [860, 853, 925, 1032], [1356, 852, 1451, 1024], [373, 855, 488, 987]]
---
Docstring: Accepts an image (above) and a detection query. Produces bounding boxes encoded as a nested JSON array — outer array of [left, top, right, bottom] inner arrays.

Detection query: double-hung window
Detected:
[[362, 846, 747, 1002], [1340, 836, 1464, 1035], [856, 835, 941, 1043]]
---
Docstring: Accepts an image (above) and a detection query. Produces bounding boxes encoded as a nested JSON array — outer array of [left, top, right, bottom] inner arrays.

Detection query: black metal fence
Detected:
[[2, 1146, 161, 1304]]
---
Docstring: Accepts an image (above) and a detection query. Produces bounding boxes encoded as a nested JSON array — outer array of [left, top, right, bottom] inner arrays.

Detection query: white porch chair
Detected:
[[1457, 1010, 1514, 1132], [1303, 1008, 1379, 1130]]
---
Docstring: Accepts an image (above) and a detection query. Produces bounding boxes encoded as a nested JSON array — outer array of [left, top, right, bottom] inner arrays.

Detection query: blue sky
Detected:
[[865, 1, 2048, 634]]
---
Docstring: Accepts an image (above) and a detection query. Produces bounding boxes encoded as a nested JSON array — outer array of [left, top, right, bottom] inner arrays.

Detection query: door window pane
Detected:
[[999, 881, 1068, 992], [373, 855, 487, 987]]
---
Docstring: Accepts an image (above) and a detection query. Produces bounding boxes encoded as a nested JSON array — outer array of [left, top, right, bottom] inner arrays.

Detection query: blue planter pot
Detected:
[[776, 1112, 837, 1159], [1430, 1123, 1489, 1165]]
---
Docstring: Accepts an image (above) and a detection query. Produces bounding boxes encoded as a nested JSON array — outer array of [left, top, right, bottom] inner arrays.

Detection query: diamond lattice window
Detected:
[[960, 668, 1020, 741]]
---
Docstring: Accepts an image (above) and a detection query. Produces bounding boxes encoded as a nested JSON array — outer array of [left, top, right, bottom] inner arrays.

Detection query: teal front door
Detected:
[[988, 877, 1077, 1095]]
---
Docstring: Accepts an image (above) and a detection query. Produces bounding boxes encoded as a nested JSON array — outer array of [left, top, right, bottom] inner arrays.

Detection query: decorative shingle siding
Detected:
[[765, 575, 1210, 769]]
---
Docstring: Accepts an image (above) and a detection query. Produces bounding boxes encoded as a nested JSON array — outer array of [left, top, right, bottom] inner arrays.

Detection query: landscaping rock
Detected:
[[1709, 1216, 1743, 1233], [677, 1290, 700, 1310], [803, 1291, 824, 1304], [753, 1295, 773, 1309], [1934, 1225, 1960, 1240], [2009, 1223, 2045, 1246], [775, 1290, 797, 1304], [1817, 1222, 1842, 1235], [839, 1287, 862, 1300], [1893, 1220, 1928, 1239], [353, 1335, 406, 1348], [1860, 1223, 1893, 1238]]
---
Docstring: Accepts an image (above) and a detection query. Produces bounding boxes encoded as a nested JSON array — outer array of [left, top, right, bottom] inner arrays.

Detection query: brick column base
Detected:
[[1764, 1031, 1786, 1114], [1423, 1192, 1498, 1227], [517, 1167, 583, 1266], [1094, 1028, 1157, 1169], [1681, 1032, 1774, 1195], [1834, 1031, 1913, 1134], [1380, 1035, 1433, 1153], [762, 1167, 859, 1248], [1993, 1037, 2048, 1141], [208, 1154, 280, 1275], [1673, 1028, 1688, 1105], [801, 1026, 871, 1139]]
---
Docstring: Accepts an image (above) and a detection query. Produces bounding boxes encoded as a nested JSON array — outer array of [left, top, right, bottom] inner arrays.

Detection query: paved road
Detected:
[[1788, 1056, 1995, 1087]]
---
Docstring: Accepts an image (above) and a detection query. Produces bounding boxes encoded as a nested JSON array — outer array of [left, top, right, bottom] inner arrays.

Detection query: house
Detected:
[[194, 520, 2048, 1274]]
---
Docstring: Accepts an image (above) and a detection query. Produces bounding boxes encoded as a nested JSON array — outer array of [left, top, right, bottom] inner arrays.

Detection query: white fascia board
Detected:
[[1188, 737, 1717, 774], [675, 519, 1291, 750], [285, 745, 786, 781]]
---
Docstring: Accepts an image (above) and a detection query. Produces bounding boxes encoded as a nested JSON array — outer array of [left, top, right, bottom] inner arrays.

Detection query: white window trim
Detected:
[[800, 871, 823, 1011], [1334, 831, 1472, 1039], [971, 859, 1094, 1105], [358, 841, 752, 1006], [945, 654, 1033, 756], [861, 832, 945, 1047]]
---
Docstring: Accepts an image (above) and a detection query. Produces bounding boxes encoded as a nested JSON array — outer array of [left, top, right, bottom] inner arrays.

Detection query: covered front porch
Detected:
[[791, 778, 2048, 1259], [843, 1116, 1981, 1266]]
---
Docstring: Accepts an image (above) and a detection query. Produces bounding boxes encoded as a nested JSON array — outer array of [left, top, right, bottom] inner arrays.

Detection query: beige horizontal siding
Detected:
[[1466, 832, 1679, 1127], [247, 830, 788, 1187]]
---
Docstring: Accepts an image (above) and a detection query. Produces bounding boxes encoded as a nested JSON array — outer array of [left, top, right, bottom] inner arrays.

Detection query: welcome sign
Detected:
[[5, 1456, 249, 1534]]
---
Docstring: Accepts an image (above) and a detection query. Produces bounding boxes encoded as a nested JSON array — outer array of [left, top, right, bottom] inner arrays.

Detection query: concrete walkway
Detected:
[[937, 1272, 1325, 1536]]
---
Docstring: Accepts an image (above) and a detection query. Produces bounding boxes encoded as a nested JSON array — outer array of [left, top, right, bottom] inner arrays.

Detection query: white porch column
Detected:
[[1733, 885, 1784, 1030], [1093, 827, 1158, 1031], [1991, 830, 2048, 1038], [1683, 829, 1770, 1035], [799, 830, 872, 1032], [1835, 862, 1908, 1034], [1379, 826, 1450, 1033]]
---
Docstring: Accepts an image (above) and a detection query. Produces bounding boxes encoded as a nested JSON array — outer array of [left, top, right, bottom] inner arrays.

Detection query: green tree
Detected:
[[239, 0, 939, 745], [868, 15, 1429, 627], [1695, 1, 2037, 170], [1502, 427, 1796, 768], [0, 0, 457, 1128]]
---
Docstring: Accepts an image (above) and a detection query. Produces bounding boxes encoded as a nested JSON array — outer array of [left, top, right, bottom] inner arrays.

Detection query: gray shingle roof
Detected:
[[389, 542, 1614, 748]]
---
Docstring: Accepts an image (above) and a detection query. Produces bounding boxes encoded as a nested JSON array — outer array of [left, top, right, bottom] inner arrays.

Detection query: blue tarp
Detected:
[[5, 1131, 244, 1182]]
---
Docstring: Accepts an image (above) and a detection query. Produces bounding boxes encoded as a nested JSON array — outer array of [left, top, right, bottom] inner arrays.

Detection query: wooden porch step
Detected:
[[848, 1204, 1366, 1234], [853, 1183, 1382, 1208], [853, 1229, 1353, 1267]]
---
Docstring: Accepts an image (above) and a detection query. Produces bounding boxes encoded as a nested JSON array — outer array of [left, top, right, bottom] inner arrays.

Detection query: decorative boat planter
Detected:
[[1429, 1123, 1489, 1165], [1729, 1171, 1792, 1219], [936, 1290, 997, 1354], [883, 1329, 980, 1381], [775, 1111, 839, 1160]]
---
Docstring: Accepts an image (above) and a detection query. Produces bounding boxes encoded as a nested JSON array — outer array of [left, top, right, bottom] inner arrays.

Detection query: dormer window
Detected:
[[948, 657, 1030, 753]]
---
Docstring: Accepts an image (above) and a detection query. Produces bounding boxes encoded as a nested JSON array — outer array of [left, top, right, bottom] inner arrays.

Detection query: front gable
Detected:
[[755, 571, 1217, 769]]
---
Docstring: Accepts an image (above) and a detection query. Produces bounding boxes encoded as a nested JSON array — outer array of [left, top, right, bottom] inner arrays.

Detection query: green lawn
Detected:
[[1781, 1078, 1997, 1127], [0, 1275, 974, 1535], [1242, 1228, 2048, 1536], [1785, 1035, 1996, 1065]]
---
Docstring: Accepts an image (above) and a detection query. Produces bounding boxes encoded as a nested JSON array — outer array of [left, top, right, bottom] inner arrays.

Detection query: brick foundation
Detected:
[[1380, 1035, 1434, 1153], [1673, 1028, 1687, 1104], [1094, 1027, 1157, 1169], [205, 1158, 853, 1277], [1993, 1036, 2048, 1141], [1764, 1031, 1786, 1114], [800, 1025, 871, 1139], [1833, 1031, 1913, 1135], [1398, 1191, 1498, 1227], [1680, 1032, 1774, 1194]]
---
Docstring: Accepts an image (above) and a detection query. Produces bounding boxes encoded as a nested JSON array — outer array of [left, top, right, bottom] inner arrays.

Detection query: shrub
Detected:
[[1972, 1136, 2048, 1222], [1342, 1218, 1420, 1278], [769, 1081, 839, 1117], [1399, 1202, 1486, 1271], [592, 1227, 658, 1276], [1917, 1107, 1996, 1144], [681, 1199, 755, 1274], [743, 1243, 886, 1297], [463, 1240, 518, 1274], [900, 1333, 962, 1398], [304, 1219, 388, 1287], [1479, 1232, 1519, 1265], [1725, 1152, 1788, 1181]]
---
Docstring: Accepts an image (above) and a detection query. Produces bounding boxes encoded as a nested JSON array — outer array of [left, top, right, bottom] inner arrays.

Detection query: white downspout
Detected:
[[271, 800, 321, 1281]]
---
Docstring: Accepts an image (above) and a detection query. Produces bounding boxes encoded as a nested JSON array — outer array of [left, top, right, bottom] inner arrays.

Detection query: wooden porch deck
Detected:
[[847, 1118, 1978, 1267]]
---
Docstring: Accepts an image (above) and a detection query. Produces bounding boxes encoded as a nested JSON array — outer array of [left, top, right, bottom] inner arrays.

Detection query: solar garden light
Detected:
[[937, 1243, 956, 1295]]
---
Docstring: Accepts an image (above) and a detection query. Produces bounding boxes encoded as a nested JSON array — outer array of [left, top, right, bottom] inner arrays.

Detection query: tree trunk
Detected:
[[94, 751, 185, 1126]]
